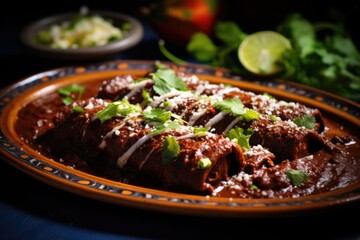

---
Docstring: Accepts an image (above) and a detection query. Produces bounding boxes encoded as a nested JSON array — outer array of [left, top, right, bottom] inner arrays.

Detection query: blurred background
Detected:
[[1, 0, 359, 52]]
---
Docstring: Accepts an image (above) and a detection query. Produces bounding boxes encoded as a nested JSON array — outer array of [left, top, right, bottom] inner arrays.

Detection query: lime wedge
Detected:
[[238, 31, 291, 75]]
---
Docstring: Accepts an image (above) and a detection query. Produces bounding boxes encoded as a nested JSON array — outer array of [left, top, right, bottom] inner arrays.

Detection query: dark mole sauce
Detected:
[[15, 82, 360, 199]]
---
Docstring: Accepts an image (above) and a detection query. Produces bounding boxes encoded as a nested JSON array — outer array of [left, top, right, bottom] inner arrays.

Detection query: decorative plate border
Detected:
[[0, 60, 359, 216]]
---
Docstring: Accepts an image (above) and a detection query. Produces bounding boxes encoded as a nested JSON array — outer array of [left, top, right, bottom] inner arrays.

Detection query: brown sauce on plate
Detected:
[[15, 76, 360, 199]]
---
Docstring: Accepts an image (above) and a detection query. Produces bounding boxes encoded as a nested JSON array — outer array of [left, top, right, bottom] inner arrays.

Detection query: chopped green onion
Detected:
[[163, 100, 172, 108], [198, 158, 212, 169], [58, 84, 85, 105], [250, 184, 258, 190], [62, 96, 75, 106], [270, 115, 278, 122], [142, 90, 152, 104], [95, 99, 142, 123], [72, 106, 84, 113]]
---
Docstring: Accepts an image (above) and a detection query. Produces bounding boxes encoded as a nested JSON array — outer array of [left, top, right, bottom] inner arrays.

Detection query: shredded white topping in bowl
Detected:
[[35, 10, 128, 49]]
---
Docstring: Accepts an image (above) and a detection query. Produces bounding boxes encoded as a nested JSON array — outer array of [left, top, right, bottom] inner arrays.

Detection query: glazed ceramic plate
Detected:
[[0, 60, 359, 218]]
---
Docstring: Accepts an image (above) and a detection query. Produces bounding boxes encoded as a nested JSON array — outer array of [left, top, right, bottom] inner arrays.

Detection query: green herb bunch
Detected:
[[163, 13, 360, 101], [277, 13, 360, 101]]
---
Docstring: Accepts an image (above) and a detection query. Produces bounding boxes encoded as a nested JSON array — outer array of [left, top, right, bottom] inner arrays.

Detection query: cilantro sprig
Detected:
[[150, 68, 188, 95], [95, 99, 142, 123], [162, 136, 180, 163], [214, 98, 259, 121], [293, 114, 316, 129], [227, 127, 254, 150], [276, 13, 360, 101], [148, 121, 181, 136], [187, 21, 247, 72], [143, 108, 171, 123], [160, 13, 360, 101], [143, 107, 203, 163]]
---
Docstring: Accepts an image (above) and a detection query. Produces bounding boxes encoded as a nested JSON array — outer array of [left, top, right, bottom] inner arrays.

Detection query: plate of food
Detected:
[[19, 8, 143, 60], [0, 60, 359, 218]]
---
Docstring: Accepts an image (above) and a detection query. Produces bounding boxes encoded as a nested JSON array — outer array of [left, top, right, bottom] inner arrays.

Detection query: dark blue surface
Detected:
[[0, 157, 359, 240], [0, 2, 359, 239]]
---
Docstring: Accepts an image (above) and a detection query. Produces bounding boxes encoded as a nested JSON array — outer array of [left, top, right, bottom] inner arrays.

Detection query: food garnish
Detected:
[[285, 169, 308, 186], [238, 31, 291, 75], [34, 8, 130, 49], [160, 13, 360, 101], [58, 83, 85, 105], [16, 65, 360, 198]]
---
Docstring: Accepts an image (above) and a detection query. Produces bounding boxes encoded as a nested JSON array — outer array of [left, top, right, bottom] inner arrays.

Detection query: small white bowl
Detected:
[[20, 10, 144, 61]]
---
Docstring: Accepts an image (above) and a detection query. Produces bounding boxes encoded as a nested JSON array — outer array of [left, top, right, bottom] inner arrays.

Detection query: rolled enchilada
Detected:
[[96, 68, 328, 163], [97, 69, 325, 132], [15, 65, 357, 199], [36, 98, 245, 194]]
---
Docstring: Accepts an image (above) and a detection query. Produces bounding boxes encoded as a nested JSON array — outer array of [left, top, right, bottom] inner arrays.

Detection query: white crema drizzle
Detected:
[[138, 131, 212, 170], [112, 75, 247, 168], [98, 112, 142, 149], [125, 79, 153, 99]]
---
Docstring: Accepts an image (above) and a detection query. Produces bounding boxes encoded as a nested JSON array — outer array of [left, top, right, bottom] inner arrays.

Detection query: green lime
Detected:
[[238, 31, 291, 75]]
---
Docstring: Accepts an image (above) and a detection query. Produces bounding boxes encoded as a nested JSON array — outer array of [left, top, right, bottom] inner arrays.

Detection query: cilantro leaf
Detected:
[[214, 98, 260, 121], [214, 98, 245, 115], [95, 99, 142, 123], [277, 13, 316, 58], [293, 115, 316, 129], [143, 108, 171, 123], [285, 169, 308, 186], [330, 34, 360, 58], [278, 13, 360, 101], [149, 121, 181, 136], [182, 12, 360, 101], [186, 21, 247, 71], [150, 68, 188, 95], [162, 136, 180, 164], [243, 109, 260, 121], [215, 21, 247, 46], [228, 127, 253, 150], [187, 33, 218, 62]]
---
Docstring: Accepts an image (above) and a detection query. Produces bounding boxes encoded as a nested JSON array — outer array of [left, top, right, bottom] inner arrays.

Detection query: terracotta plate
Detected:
[[0, 60, 359, 218]]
